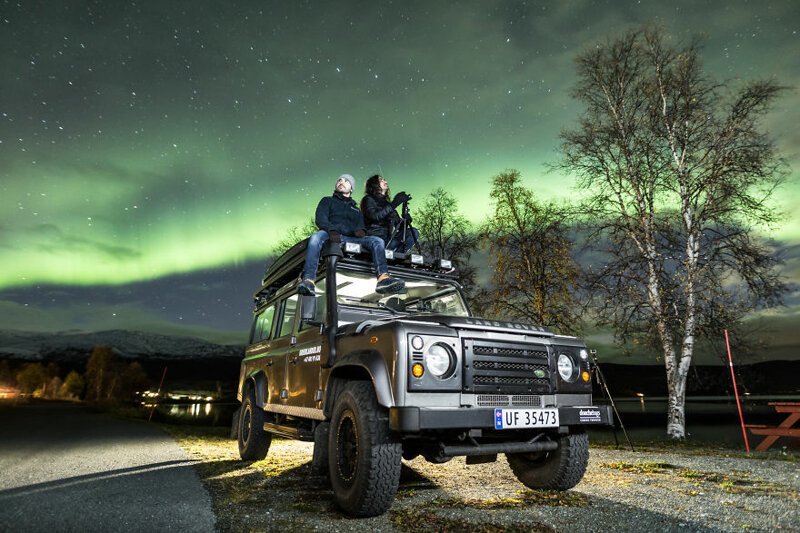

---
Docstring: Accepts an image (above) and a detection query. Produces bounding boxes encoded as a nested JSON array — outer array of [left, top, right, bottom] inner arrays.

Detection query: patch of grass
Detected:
[[602, 461, 799, 500], [601, 461, 676, 474], [389, 505, 553, 533]]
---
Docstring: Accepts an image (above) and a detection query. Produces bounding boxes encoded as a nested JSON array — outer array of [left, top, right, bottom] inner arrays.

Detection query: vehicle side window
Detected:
[[277, 295, 299, 338], [252, 305, 276, 343]]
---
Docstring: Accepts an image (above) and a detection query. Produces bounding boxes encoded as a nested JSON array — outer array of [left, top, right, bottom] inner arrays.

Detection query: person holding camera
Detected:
[[297, 174, 405, 296], [360, 174, 419, 253]]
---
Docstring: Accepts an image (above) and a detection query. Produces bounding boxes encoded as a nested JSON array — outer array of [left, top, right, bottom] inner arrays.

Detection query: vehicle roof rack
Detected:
[[255, 238, 460, 306]]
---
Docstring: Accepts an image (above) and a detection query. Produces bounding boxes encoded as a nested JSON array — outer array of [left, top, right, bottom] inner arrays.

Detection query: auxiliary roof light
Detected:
[[410, 254, 424, 265], [344, 242, 362, 254], [439, 259, 452, 270], [385, 249, 394, 260]]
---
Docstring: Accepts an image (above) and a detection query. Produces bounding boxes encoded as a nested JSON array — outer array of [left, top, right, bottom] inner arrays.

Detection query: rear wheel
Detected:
[[238, 387, 272, 461], [506, 431, 589, 490], [328, 381, 402, 517]]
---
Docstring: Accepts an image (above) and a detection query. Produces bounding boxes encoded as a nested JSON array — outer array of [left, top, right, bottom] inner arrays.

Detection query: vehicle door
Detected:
[[269, 293, 301, 406], [286, 278, 327, 411], [243, 304, 281, 405]]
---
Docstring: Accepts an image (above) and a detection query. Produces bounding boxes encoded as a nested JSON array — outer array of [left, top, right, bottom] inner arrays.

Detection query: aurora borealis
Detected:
[[1, 1, 798, 343]]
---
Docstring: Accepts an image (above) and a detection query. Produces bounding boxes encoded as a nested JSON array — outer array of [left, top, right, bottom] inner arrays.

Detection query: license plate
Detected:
[[494, 408, 559, 430]]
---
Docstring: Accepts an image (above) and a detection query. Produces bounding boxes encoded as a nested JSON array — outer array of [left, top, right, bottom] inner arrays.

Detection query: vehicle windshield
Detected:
[[335, 269, 469, 317]]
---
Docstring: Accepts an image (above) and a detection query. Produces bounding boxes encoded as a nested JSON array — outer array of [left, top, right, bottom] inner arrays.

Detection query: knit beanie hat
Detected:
[[338, 173, 356, 192]]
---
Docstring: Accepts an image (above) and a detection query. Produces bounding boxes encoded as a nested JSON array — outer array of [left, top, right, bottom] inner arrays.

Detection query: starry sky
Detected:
[[1, 1, 798, 348]]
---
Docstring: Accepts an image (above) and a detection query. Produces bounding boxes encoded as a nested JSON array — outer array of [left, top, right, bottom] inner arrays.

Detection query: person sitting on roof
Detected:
[[297, 174, 406, 296], [360, 174, 419, 253]]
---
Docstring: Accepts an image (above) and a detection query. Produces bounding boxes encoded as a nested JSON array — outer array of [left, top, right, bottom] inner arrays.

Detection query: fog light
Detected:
[[411, 363, 425, 378], [582, 371, 590, 382]]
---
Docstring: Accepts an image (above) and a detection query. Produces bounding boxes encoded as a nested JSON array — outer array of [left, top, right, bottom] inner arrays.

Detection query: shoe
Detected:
[[375, 276, 405, 294], [298, 279, 316, 296]]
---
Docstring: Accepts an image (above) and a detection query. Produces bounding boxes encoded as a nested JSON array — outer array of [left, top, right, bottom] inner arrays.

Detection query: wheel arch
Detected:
[[324, 350, 394, 417], [242, 370, 268, 408]]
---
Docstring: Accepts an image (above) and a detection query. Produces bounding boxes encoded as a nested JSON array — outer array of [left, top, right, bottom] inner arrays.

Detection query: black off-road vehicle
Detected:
[[235, 240, 611, 517]]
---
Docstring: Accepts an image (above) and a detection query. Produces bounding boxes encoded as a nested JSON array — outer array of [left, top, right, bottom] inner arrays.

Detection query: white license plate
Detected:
[[494, 408, 559, 429]]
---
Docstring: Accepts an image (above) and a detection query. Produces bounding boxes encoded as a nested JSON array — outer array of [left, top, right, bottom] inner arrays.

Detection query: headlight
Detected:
[[557, 352, 579, 382], [424, 343, 456, 379]]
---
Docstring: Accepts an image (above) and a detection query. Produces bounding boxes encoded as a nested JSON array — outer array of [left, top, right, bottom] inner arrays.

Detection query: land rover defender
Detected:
[[235, 239, 612, 517]]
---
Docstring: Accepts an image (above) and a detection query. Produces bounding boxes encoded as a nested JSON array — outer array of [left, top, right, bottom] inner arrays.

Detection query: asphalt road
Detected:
[[0, 402, 215, 533]]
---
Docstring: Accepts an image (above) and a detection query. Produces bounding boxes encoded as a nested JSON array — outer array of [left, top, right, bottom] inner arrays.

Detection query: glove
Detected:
[[354, 229, 366, 238], [328, 230, 342, 243], [391, 191, 411, 208]]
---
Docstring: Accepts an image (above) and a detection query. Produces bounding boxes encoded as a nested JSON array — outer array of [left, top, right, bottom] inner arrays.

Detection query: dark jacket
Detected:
[[361, 193, 402, 241], [315, 192, 366, 236]]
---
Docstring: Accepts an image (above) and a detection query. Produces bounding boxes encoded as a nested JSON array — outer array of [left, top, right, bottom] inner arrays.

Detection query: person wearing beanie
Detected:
[[297, 174, 405, 296]]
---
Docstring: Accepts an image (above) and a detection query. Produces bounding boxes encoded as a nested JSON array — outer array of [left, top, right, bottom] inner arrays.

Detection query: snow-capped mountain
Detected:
[[0, 329, 244, 362]]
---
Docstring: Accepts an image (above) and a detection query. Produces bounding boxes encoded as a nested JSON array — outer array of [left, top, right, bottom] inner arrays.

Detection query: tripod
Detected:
[[590, 350, 635, 452], [388, 200, 419, 254]]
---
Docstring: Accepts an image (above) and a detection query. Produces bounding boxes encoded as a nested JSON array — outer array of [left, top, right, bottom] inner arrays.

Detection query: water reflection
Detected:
[[138, 389, 236, 426]]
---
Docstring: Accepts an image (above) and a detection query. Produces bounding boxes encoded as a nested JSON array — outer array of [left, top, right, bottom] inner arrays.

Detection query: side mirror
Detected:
[[301, 294, 324, 327]]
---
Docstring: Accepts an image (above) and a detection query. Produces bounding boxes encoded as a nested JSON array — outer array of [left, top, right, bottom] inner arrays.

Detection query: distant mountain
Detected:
[[0, 329, 244, 362]]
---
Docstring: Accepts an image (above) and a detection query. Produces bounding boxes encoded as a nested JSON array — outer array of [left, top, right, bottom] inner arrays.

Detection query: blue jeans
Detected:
[[302, 230, 389, 281], [387, 227, 419, 254]]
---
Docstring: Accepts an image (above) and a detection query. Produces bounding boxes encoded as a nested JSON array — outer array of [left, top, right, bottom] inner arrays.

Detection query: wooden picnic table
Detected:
[[746, 402, 800, 452]]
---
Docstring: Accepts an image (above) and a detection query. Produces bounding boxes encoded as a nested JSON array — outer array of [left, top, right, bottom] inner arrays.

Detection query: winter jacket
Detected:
[[315, 192, 366, 236], [361, 193, 402, 241]]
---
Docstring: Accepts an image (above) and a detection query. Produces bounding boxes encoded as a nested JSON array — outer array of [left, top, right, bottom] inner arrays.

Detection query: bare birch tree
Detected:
[[560, 27, 787, 438], [414, 187, 479, 300], [480, 170, 581, 333]]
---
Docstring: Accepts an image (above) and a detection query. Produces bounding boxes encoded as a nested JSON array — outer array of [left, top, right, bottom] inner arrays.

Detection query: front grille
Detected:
[[473, 361, 546, 372], [473, 345, 548, 358], [476, 394, 543, 407], [464, 339, 553, 394]]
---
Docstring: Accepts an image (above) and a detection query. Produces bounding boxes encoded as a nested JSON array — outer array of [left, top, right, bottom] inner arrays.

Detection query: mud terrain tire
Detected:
[[506, 431, 589, 490], [328, 381, 402, 517], [238, 387, 272, 461]]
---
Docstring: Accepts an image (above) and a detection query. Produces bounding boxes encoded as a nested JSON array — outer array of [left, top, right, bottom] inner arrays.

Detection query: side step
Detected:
[[263, 422, 314, 441]]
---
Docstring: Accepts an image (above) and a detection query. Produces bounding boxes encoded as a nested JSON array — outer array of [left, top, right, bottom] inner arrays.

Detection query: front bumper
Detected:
[[389, 404, 613, 432]]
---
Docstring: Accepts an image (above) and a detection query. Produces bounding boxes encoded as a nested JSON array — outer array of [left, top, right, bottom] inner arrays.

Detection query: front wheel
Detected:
[[506, 431, 589, 490], [328, 381, 402, 517], [238, 387, 272, 461]]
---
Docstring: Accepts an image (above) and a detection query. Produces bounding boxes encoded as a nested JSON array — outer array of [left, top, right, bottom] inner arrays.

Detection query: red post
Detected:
[[725, 329, 750, 453], [148, 366, 168, 422]]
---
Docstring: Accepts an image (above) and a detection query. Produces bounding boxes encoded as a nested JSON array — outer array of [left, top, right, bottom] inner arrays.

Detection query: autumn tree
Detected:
[[272, 218, 319, 257], [85, 345, 115, 402], [15, 362, 47, 395], [414, 187, 480, 300], [118, 362, 150, 401], [559, 27, 787, 439], [61, 370, 85, 399], [480, 170, 581, 333]]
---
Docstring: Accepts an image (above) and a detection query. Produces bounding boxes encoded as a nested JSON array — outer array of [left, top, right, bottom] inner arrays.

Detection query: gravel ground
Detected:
[[169, 428, 799, 533]]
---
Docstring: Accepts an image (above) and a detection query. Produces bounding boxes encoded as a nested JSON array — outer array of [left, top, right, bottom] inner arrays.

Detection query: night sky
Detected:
[[2, 1, 798, 347]]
